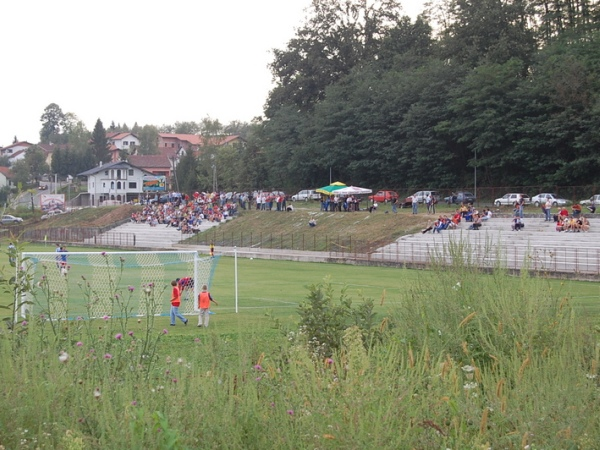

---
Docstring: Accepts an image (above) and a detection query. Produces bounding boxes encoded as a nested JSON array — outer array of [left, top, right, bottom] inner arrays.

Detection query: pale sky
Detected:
[[0, 0, 426, 146]]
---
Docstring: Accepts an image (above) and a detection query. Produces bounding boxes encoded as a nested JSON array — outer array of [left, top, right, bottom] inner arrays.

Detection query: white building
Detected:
[[78, 161, 152, 206]]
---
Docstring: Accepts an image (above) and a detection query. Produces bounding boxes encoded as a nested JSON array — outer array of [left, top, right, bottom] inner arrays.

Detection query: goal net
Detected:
[[20, 251, 219, 320]]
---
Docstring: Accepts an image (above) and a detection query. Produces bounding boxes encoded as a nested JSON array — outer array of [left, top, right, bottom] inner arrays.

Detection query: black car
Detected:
[[444, 191, 476, 205]]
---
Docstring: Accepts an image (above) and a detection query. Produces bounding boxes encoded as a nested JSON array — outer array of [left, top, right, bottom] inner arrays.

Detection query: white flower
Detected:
[[461, 365, 475, 373], [463, 382, 478, 390], [58, 351, 69, 363], [93, 387, 101, 399]]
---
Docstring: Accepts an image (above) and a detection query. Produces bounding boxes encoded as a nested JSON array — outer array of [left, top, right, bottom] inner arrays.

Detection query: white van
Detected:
[[292, 190, 320, 201]]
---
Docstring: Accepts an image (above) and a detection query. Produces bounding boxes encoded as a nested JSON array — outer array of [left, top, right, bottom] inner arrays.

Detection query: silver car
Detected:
[[494, 193, 530, 207], [530, 193, 568, 207], [1, 214, 23, 224]]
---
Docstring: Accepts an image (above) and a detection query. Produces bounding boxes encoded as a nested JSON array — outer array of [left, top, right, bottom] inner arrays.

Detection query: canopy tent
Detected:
[[334, 186, 372, 196], [316, 181, 346, 196]]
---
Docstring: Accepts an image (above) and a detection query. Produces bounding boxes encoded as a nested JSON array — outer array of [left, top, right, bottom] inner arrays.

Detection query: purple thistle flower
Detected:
[[104, 353, 112, 359], [21, 321, 28, 326], [326, 358, 334, 365], [128, 286, 135, 292], [76, 341, 83, 347], [102, 315, 110, 321], [172, 378, 178, 383], [131, 400, 138, 406], [128, 331, 134, 337], [101, 251, 106, 256], [162, 329, 168, 335], [253, 364, 262, 371], [115, 333, 123, 340], [287, 410, 294, 416]]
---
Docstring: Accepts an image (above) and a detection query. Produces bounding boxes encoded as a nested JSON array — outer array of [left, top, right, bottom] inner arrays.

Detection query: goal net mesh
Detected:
[[21, 251, 219, 320]]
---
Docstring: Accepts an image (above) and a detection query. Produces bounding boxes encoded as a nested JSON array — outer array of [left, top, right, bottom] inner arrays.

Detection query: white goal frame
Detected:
[[19, 250, 219, 320]]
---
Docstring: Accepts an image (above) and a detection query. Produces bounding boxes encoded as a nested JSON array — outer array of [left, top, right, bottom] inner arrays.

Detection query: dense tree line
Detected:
[[253, 0, 600, 192]]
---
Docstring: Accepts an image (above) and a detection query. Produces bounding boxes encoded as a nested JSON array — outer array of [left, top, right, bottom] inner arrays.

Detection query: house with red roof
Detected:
[[0, 141, 34, 159], [0, 166, 15, 188], [106, 132, 140, 162]]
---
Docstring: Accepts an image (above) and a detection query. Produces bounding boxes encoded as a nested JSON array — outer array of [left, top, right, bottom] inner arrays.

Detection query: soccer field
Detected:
[[3, 242, 600, 324]]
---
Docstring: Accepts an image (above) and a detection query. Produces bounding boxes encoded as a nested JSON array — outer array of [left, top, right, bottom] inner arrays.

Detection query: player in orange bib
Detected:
[[197, 284, 218, 327]]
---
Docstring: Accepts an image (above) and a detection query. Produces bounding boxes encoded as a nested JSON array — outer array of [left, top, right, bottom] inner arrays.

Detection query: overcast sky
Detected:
[[0, 0, 426, 146]]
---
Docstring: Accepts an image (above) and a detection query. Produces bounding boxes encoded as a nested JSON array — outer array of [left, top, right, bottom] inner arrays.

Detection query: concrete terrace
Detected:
[[98, 213, 600, 278]]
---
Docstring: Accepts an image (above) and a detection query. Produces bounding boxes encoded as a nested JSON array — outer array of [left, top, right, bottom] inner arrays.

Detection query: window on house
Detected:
[[105, 171, 108, 176], [117, 182, 122, 189], [123, 141, 129, 146], [171, 143, 175, 148], [164, 143, 168, 147], [128, 182, 137, 189], [128, 169, 134, 176]]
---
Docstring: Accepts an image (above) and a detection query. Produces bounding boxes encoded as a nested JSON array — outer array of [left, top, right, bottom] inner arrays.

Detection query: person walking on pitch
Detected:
[[197, 284, 218, 327]]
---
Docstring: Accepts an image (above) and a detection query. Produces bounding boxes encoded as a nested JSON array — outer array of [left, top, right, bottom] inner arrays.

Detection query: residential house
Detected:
[[0, 141, 34, 163], [0, 166, 15, 189], [128, 154, 175, 188], [77, 160, 153, 206], [106, 132, 141, 162]]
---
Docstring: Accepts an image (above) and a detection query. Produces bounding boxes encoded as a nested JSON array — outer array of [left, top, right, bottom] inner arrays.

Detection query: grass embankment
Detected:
[[187, 202, 430, 251]]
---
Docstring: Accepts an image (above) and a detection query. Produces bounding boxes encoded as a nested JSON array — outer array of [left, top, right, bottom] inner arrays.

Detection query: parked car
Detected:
[[580, 194, 600, 206], [41, 210, 65, 220], [494, 193, 530, 207], [291, 189, 320, 201], [1, 214, 23, 224], [401, 190, 440, 207], [38, 184, 48, 190], [444, 191, 476, 205], [149, 192, 182, 204], [530, 193, 569, 207], [368, 190, 399, 203]]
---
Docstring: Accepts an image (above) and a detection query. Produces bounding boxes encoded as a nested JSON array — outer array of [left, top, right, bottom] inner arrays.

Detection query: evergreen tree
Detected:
[[90, 119, 111, 165]]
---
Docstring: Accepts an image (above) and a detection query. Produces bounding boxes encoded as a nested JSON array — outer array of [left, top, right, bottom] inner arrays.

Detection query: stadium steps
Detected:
[[86, 219, 228, 249], [372, 216, 600, 274]]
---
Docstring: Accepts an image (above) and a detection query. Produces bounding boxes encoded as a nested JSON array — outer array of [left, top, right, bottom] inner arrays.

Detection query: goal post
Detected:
[[20, 250, 220, 320]]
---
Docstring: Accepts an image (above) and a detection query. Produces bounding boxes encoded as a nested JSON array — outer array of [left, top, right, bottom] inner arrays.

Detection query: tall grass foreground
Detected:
[[1, 260, 599, 449]]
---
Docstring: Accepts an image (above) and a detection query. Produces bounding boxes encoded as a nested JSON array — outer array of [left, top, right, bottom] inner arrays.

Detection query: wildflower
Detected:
[[115, 333, 123, 340], [137, 319, 142, 323], [166, 356, 172, 363], [131, 400, 138, 406], [270, 402, 275, 407], [255, 377, 262, 381], [115, 294, 120, 300], [172, 378, 178, 383], [177, 358, 184, 364], [102, 315, 110, 321], [325, 358, 334, 365], [21, 321, 28, 326], [463, 382, 478, 390], [194, 338, 200, 343], [162, 329, 168, 335], [58, 351, 69, 363], [101, 252, 106, 256], [128, 331, 134, 337], [104, 353, 112, 359], [76, 316, 83, 321], [93, 388, 101, 399], [128, 286, 134, 292], [253, 364, 262, 371], [76, 341, 83, 347], [287, 410, 294, 416]]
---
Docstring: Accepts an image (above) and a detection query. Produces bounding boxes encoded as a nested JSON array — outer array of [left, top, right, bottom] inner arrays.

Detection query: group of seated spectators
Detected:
[[422, 203, 492, 233], [132, 192, 237, 233], [554, 206, 590, 232]]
